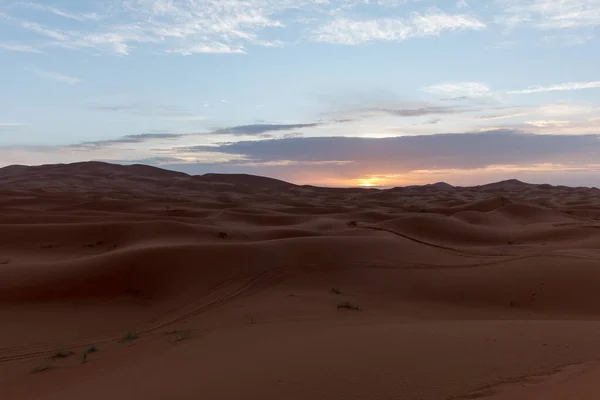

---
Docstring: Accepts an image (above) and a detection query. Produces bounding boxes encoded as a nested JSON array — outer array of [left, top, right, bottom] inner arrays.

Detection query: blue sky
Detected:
[[1, 0, 600, 187]]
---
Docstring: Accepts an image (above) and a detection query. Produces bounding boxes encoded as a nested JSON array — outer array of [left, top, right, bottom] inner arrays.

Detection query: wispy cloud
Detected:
[[26, 66, 81, 84], [19, 2, 100, 22], [478, 113, 527, 121], [0, 122, 27, 129], [3, 1, 490, 56], [166, 44, 247, 56], [214, 123, 322, 136], [21, 21, 69, 40], [422, 82, 491, 98], [314, 12, 486, 44], [375, 105, 475, 117], [426, 80, 600, 97], [498, 0, 600, 29], [75, 133, 188, 149], [89, 103, 205, 119], [119, 0, 286, 54], [508, 81, 600, 94], [542, 34, 594, 46], [525, 120, 571, 127], [7, 1, 276, 55], [0, 42, 45, 54]]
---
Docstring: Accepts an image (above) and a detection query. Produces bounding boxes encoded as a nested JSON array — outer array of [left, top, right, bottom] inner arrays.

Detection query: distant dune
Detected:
[[2, 162, 600, 400]]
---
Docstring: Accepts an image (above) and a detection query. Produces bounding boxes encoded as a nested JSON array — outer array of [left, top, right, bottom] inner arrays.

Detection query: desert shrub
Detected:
[[119, 332, 138, 343], [32, 365, 51, 374], [337, 301, 360, 311], [82, 345, 98, 363], [51, 350, 74, 359]]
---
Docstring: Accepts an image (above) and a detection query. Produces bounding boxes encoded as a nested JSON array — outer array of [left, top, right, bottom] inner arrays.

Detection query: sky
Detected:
[[1, 0, 600, 187]]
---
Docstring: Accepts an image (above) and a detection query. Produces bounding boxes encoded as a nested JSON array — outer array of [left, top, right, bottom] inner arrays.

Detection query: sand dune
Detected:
[[2, 162, 600, 399]]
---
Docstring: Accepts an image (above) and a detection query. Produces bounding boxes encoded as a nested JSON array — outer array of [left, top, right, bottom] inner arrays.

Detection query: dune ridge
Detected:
[[2, 162, 600, 399]]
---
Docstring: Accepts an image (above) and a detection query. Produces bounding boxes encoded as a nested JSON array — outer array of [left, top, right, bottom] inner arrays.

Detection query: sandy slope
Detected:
[[2, 162, 600, 399]]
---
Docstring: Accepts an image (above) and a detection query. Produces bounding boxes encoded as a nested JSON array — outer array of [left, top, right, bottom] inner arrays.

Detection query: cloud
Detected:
[[117, 0, 286, 54], [536, 103, 596, 117], [20, 21, 69, 40], [542, 34, 594, 46], [0, 42, 45, 53], [422, 82, 491, 98], [439, 96, 471, 102], [76, 28, 162, 56], [8, 2, 266, 55], [431, 80, 600, 97], [76, 133, 187, 149], [456, 0, 470, 9], [19, 2, 100, 22], [0, 123, 27, 130], [227, 159, 354, 167], [314, 12, 486, 44], [89, 104, 205, 119], [177, 130, 600, 169], [375, 105, 474, 117], [478, 113, 527, 121], [4, 1, 489, 56], [282, 132, 305, 139], [498, 0, 600, 29], [96, 156, 189, 166], [507, 81, 600, 94], [214, 123, 322, 136], [121, 133, 184, 141], [26, 66, 81, 84], [525, 120, 571, 127], [167, 44, 247, 55]]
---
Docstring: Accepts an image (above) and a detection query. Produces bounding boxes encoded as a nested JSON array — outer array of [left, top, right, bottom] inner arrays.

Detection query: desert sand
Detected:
[[2, 162, 600, 399]]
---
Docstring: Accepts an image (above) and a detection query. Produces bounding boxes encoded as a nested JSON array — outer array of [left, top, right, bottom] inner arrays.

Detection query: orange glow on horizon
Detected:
[[290, 163, 600, 188], [356, 176, 383, 187]]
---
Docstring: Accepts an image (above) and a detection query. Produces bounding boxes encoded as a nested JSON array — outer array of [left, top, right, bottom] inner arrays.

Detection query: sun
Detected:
[[357, 177, 381, 187]]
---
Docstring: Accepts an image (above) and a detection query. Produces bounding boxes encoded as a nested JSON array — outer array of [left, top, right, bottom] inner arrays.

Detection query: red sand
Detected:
[[2, 162, 600, 399]]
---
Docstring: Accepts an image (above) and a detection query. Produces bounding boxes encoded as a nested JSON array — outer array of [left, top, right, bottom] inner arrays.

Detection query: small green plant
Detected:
[[119, 332, 138, 343], [337, 301, 360, 311], [330, 287, 342, 295], [51, 350, 74, 359], [82, 345, 97, 363], [31, 365, 51, 374], [175, 330, 192, 342]]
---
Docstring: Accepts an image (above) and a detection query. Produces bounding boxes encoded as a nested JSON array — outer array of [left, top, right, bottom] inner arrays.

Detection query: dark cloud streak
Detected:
[[73, 133, 187, 149], [175, 130, 600, 172], [375, 106, 474, 117], [213, 123, 322, 136]]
